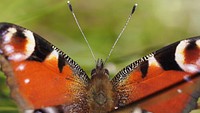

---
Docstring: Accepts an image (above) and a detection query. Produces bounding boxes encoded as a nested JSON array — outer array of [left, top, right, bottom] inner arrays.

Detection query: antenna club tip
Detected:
[[67, 0, 73, 12], [134, 3, 138, 7], [131, 3, 138, 14]]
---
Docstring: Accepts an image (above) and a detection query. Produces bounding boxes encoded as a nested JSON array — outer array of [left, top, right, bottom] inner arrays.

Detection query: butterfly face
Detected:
[[0, 21, 200, 113]]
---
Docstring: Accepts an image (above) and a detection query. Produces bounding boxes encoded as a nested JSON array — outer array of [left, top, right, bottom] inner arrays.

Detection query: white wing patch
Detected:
[[3, 27, 17, 44], [148, 56, 160, 67], [46, 49, 59, 61], [195, 40, 200, 48], [23, 30, 36, 59]]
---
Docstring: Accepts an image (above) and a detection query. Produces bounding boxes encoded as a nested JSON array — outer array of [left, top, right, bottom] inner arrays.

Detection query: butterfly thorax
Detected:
[[87, 59, 115, 113]]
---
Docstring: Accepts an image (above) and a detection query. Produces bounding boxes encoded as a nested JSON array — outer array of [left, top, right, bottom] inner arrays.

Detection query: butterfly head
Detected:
[[91, 59, 109, 79]]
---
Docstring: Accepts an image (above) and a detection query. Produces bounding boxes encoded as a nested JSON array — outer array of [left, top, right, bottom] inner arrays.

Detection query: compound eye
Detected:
[[104, 69, 109, 75], [91, 69, 96, 76]]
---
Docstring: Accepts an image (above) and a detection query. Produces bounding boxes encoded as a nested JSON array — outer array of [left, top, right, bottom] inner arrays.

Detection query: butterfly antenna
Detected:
[[105, 3, 138, 63], [67, 1, 96, 62]]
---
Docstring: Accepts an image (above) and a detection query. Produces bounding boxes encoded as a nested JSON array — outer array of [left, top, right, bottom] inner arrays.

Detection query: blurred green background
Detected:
[[0, 0, 200, 113]]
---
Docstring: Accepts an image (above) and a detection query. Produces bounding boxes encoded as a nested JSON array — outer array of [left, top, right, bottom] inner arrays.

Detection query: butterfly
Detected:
[[0, 21, 200, 113]]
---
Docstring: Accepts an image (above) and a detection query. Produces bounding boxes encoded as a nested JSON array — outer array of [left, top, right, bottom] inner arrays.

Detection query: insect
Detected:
[[0, 2, 200, 113]]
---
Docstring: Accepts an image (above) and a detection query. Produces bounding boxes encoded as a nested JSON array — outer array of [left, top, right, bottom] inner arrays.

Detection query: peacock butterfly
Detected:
[[0, 3, 200, 113], [0, 23, 200, 113]]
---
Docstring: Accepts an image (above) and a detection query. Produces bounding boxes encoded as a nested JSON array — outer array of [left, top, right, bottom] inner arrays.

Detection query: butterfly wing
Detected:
[[111, 37, 200, 113], [0, 23, 90, 112]]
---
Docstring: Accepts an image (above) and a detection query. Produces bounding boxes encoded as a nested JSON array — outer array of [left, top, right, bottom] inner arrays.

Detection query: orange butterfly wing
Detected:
[[0, 23, 89, 112], [112, 37, 200, 113]]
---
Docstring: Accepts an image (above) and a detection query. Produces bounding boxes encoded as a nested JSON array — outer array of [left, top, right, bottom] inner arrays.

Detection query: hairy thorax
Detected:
[[87, 70, 115, 113]]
